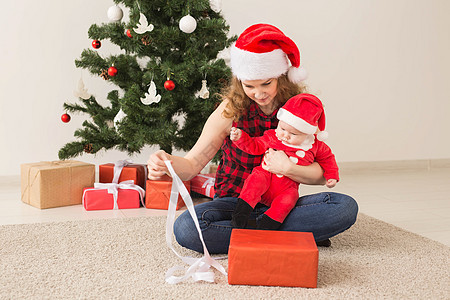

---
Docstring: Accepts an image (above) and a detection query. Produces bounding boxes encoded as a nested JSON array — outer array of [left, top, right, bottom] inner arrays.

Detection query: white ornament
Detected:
[[113, 108, 127, 130], [133, 13, 154, 34], [106, 120, 114, 129], [209, 0, 222, 13], [73, 78, 91, 100], [217, 48, 230, 60], [179, 15, 197, 33], [141, 81, 161, 105], [107, 5, 123, 22], [172, 112, 187, 132], [216, 47, 231, 66], [195, 80, 210, 99]]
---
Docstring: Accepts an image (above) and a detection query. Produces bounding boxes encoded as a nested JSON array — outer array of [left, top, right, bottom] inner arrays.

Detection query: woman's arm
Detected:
[[261, 148, 326, 185], [147, 100, 232, 181]]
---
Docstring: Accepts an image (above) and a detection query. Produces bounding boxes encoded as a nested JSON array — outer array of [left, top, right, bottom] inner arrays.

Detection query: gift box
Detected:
[[83, 181, 144, 211], [145, 176, 190, 210], [99, 162, 146, 190], [21, 160, 95, 209], [228, 229, 318, 288], [191, 173, 215, 198]]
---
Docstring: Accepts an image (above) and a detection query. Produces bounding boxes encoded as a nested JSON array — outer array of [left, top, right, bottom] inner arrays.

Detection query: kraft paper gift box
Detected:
[[191, 173, 215, 198], [82, 182, 144, 210], [145, 176, 190, 210], [21, 160, 95, 209], [228, 229, 318, 288], [99, 163, 147, 190]]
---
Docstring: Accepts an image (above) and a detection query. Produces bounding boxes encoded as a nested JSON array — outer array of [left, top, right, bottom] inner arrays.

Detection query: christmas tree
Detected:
[[59, 0, 235, 159]]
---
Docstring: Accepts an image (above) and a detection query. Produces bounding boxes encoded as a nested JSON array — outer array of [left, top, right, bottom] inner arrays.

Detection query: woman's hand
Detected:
[[147, 150, 172, 180], [261, 148, 292, 176]]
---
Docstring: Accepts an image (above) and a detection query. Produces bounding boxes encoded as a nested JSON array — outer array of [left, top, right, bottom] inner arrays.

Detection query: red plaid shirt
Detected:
[[214, 102, 279, 198]]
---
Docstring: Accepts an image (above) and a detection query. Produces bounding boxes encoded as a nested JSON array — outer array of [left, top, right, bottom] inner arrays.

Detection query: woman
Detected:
[[147, 24, 358, 254]]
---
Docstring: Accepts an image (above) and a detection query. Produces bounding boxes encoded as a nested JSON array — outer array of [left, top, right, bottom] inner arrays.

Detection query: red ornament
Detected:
[[61, 113, 71, 123], [108, 66, 118, 77], [164, 80, 175, 91], [126, 29, 132, 38], [92, 40, 101, 49]]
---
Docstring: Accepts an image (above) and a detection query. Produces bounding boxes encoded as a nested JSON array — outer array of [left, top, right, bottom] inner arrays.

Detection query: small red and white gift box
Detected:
[[99, 160, 147, 190], [191, 173, 215, 198], [83, 180, 145, 211]]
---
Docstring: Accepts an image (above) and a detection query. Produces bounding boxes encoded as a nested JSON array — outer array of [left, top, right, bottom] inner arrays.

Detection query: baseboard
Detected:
[[339, 159, 450, 174]]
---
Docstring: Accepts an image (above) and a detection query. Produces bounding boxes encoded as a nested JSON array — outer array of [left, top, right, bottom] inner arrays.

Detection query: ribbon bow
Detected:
[[197, 175, 215, 189], [198, 174, 215, 197], [164, 161, 227, 284], [112, 159, 133, 183]]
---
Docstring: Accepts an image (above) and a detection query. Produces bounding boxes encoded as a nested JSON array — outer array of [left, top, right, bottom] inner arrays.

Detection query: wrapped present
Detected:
[[99, 160, 147, 190], [83, 180, 145, 211], [191, 173, 215, 198], [228, 229, 318, 288], [21, 160, 95, 209], [145, 175, 190, 210]]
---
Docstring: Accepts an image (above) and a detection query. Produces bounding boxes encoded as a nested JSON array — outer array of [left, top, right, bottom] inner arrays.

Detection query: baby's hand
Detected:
[[326, 179, 337, 188], [230, 127, 242, 141]]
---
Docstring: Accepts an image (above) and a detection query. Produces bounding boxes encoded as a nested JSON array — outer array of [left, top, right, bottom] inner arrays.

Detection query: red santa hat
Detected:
[[230, 23, 307, 83], [277, 93, 329, 141]]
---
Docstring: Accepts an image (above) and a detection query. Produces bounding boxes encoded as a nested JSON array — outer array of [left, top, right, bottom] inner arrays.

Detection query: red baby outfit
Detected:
[[215, 102, 279, 198], [233, 129, 339, 223]]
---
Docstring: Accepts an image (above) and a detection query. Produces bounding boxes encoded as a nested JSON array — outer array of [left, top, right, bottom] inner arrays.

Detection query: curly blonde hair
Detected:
[[221, 75, 308, 121]]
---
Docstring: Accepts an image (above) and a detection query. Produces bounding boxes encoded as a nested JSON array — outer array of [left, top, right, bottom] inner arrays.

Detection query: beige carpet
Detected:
[[0, 214, 448, 299]]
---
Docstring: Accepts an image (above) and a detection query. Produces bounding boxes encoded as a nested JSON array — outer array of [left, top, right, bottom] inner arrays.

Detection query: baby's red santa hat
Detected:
[[230, 23, 307, 83], [277, 93, 329, 141]]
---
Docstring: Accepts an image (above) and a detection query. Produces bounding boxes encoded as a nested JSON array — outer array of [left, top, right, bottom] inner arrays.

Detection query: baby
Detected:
[[230, 93, 339, 230]]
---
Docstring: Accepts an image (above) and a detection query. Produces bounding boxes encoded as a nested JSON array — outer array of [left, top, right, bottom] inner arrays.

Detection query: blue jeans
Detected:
[[174, 192, 358, 254]]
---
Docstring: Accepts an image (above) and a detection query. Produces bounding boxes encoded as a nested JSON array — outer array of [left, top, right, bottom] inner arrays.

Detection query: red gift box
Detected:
[[99, 163, 146, 190], [83, 187, 141, 211], [145, 176, 190, 210], [228, 229, 318, 288], [191, 173, 215, 198]]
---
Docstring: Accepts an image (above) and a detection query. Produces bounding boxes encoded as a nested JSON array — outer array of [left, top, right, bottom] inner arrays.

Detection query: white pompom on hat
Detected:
[[277, 93, 329, 141], [230, 23, 307, 83]]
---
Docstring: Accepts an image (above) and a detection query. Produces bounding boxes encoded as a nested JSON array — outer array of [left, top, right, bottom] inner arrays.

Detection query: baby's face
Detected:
[[275, 121, 308, 146]]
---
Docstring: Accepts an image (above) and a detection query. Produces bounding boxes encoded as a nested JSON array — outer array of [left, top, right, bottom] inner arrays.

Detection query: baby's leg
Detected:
[[258, 187, 298, 230], [232, 167, 271, 228], [239, 167, 271, 207]]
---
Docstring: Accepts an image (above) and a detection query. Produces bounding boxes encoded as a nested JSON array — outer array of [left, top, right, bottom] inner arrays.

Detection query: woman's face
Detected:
[[241, 78, 278, 109]]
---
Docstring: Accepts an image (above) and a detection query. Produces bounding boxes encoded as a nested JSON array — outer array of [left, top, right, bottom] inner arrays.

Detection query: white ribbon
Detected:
[[197, 174, 215, 188], [112, 159, 133, 183], [82, 180, 145, 210], [164, 160, 227, 284], [198, 175, 215, 197]]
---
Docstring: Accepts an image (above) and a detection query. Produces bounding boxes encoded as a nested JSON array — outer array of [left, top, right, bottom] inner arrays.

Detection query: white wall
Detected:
[[1, 0, 449, 176]]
